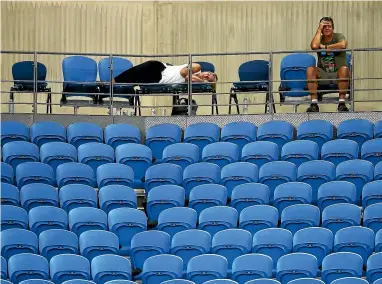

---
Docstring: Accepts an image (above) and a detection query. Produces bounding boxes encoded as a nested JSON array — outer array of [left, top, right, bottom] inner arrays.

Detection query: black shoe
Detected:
[[338, 103, 349, 112], [307, 103, 319, 112], [60, 95, 67, 105]]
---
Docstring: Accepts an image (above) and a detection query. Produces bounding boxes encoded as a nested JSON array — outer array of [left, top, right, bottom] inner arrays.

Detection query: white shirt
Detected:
[[159, 63, 188, 84]]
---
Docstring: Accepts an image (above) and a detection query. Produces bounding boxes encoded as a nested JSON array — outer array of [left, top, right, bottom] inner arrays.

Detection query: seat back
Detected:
[[0, 182, 19, 206], [364, 203, 382, 233], [62, 56, 97, 85], [49, 254, 90, 284], [162, 143, 200, 170], [20, 183, 58, 211], [231, 183, 270, 214], [67, 122, 103, 148], [12, 61, 47, 90], [40, 142, 77, 171], [361, 138, 382, 166], [221, 122, 257, 151], [68, 207, 107, 236], [39, 229, 79, 261], [30, 122, 66, 147], [29, 206, 68, 235], [317, 180, 357, 211], [321, 139, 359, 166], [1, 121, 30, 146], [142, 254, 183, 284], [297, 120, 334, 149], [98, 184, 137, 213], [1, 228, 38, 260], [56, 162, 96, 188], [16, 162, 55, 189], [195, 61, 215, 72], [366, 252, 382, 283], [276, 253, 318, 284], [198, 206, 238, 237], [321, 252, 363, 284], [241, 141, 279, 168], [8, 253, 49, 284], [322, 203, 361, 234], [1, 162, 14, 184], [59, 184, 98, 213], [1, 205, 28, 231], [231, 253, 273, 283], [239, 205, 278, 236], [280, 204, 321, 234], [337, 119, 374, 147], [104, 124, 141, 150], [238, 60, 269, 84], [186, 254, 227, 284], [98, 57, 133, 81], [184, 123, 220, 158], [189, 184, 227, 216], [257, 121, 294, 149], [144, 163, 183, 194], [91, 254, 132, 284], [157, 207, 198, 238], [79, 230, 119, 261]]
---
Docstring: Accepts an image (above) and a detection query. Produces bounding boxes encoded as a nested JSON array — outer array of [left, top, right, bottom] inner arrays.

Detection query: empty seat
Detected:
[[8, 253, 49, 284], [2, 141, 39, 170], [104, 123, 141, 150], [29, 206, 68, 235], [56, 162, 96, 188], [1, 257, 7, 280], [30, 122, 66, 147], [96, 163, 134, 188], [231, 183, 270, 213], [1, 121, 29, 146], [364, 203, 382, 233], [99, 185, 137, 213], [1, 162, 14, 184], [69, 207, 107, 236], [144, 163, 183, 194], [79, 230, 119, 261], [186, 254, 228, 284], [241, 141, 279, 168], [20, 183, 58, 211], [202, 142, 240, 169], [281, 140, 319, 167], [337, 119, 374, 147], [321, 252, 363, 284], [281, 204, 320, 235], [376, 229, 382, 252], [245, 280, 281, 284], [239, 205, 278, 236], [362, 180, 382, 208], [330, 278, 368, 284], [60, 281, 94, 284], [50, 254, 90, 284], [1, 205, 28, 230], [40, 142, 77, 171], [317, 181, 357, 211], [221, 122, 257, 151], [162, 143, 200, 170], [198, 206, 238, 237], [297, 120, 334, 149], [184, 123, 220, 158], [273, 182, 312, 214], [366, 252, 382, 283], [361, 138, 382, 166], [374, 279, 382, 284], [321, 139, 359, 166], [1, 228, 38, 260], [77, 142, 114, 173], [18, 280, 53, 284], [157, 207, 197, 239], [276, 253, 318, 284], [162, 280, 195, 284], [142, 254, 183, 284], [0, 182, 19, 206], [16, 162, 55, 188], [39, 229, 79, 261], [91, 255, 132, 284], [376, 161, 382, 180], [322, 203, 361, 235], [189, 184, 227, 216], [257, 121, 294, 149], [231, 253, 273, 284], [67, 122, 103, 148], [59, 184, 97, 213]]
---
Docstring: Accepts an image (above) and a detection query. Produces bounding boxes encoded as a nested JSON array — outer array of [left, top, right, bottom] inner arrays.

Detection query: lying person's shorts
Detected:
[[318, 68, 339, 85]]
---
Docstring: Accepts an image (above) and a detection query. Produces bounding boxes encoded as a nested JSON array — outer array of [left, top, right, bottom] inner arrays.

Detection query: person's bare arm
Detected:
[[326, 40, 347, 50], [311, 22, 325, 50], [180, 63, 202, 78], [185, 74, 204, 82]]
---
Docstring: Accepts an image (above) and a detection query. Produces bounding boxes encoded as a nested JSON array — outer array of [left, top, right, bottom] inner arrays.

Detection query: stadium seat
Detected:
[[108, 208, 147, 256], [1, 256, 7, 279], [40, 142, 77, 171], [171, 229, 212, 275], [68, 207, 107, 236], [202, 142, 240, 169], [367, 252, 382, 283], [56, 162, 96, 188], [245, 280, 281, 284], [297, 120, 334, 149], [184, 123, 220, 159], [30, 122, 66, 147], [59, 184, 97, 213], [281, 140, 319, 167], [0, 182, 19, 206], [239, 205, 278, 236], [293, 227, 333, 267], [258, 161, 297, 202], [189, 184, 227, 216], [1, 121, 29, 146], [376, 229, 382, 252], [231, 183, 270, 213], [317, 181, 357, 211], [1, 228, 38, 260], [50, 254, 91, 284], [376, 161, 382, 180], [363, 203, 382, 233], [99, 185, 137, 213], [330, 278, 368, 284], [183, 162, 221, 198], [322, 203, 361, 235], [97, 163, 134, 188], [91, 254, 132, 284], [321, 252, 363, 284], [162, 143, 200, 170], [79, 230, 119, 261], [2, 141, 39, 170], [115, 143, 152, 188], [145, 123, 182, 161], [20, 183, 58, 211], [67, 122, 103, 148], [280, 204, 320, 234], [142, 254, 183, 284], [157, 207, 197, 238], [321, 139, 359, 166], [374, 279, 382, 284], [1, 162, 14, 184], [1, 205, 28, 230], [220, 162, 259, 198], [29, 206, 68, 235], [257, 121, 294, 149], [362, 180, 382, 208], [337, 119, 374, 147], [102, 281, 134, 284], [375, 120, 382, 138], [186, 254, 228, 284], [77, 142, 114, 172], [231, 253, 273, 284], [162, 280, 195, 284], [18, 280, 53, 284], [276, 253, 318, 284], [198, 206, 238, 237], [241, 141, 279, 168], [16, 162, 55, 188], [8, 253, 49, 284], [144, 163, 183, 194], [104, 123, 141, 150], [60, 281, 94, 284], [39, 229, 79, 261], [273, 182, 312, 214], [361, 138, 382, 166], [221, 122, 257, 151]]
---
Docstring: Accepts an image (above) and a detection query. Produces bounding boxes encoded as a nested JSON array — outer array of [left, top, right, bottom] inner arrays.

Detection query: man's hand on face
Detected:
[[318, 21, 331, 32]]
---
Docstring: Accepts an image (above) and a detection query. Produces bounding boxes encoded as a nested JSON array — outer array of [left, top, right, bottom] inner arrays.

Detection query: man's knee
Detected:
[[338, 65, 349, 78], [306, 67, 318, 79]]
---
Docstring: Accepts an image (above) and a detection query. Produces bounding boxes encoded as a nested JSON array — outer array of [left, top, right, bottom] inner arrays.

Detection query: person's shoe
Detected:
[[338, 103, 349, 112], [306, 103, 319, 112]]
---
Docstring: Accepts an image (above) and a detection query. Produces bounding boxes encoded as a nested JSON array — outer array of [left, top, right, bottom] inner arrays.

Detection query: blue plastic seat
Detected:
[[364, 203, 382, 233], [321, 252, 363, 284], [104, 124, 140, 150], [59, 184, 97, 213], [91, 254, 132, 284], [1, 228, 38, 260], [67, 122, 103, 148], [321, 139, 359, 166], [367, 252, 382, 283], [376, 227, 382, 252], [276, 253, 318, 284], [39, 229, 79, 261], [77, 142, 114, 173], [61, 281, 94, 284], [231, 183, 270, 213], [198, 206, 238, 237], [40, 142, 77, 171], [245, 280, 281, 284], [317, 181, 357, 211], [50, 254, 90, 284], [20, 183, 58, 211], [221, 122, 257, 151], [142, 254, 183, 284], [79, 230, 119, 261], [1, 121, 29, 146], [184, 123, 220, 158], [281, 204, 320, 235], [157, 207, 197, 239], [376, 161, 382, 180], [16, 162, 55, 188], [362, 180, 382, 208], [1, 205, 28, 231], [281, 141, 319, 167], [56, 162, 96, 188], [1, 256, 7, 279], [202, 142, 240, 169], [144, 163, 183, 194], [146, 185, 185, 222], [361, 138, 382, 166], [331, 278, 368, 284], [18, 279, 53, 284], [241, 141, 279, 168], [337, 119, 374, 147], [99, 185, 137, 213], [322, 204, 361, 235], [29, 206, 68, 235], [239, 205, 278, 236], [8, 253, 49, 284], [373, 279, 382, 284], [189, 184, 227, 216], [375, 120, 382, 138], [186, 254, 228, 284], [30, 122, 66, 147], [0, 182, 19, 206], [162, 280, 195, 284], [2, 141, 39, 170], [273, 182, 312, 214], [162, 143, 200, 170], [297, 120, 334, 149], [69, 207, 107, 236], [1, 162, 14, 184], [257, 121, 294, 149], [96, 163, 134, 188], [231, 253, 273, 284]]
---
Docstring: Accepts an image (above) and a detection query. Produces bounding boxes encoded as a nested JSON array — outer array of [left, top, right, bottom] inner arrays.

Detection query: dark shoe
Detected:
[[306, 103, 319, 112], [60, 95, 67, 104], [338, 103, 349, 112]]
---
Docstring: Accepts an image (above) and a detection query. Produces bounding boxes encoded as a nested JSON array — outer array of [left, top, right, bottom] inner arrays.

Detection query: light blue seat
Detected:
[[67, 122, 103, 148], [280, 204, 320, 235], [162, 280, 195, 284], [0, 182, 19, 206], [373, 279, 382, 284], [281, 141, 319, 167], [104, 124, 140, 150], [239, 205, 278, 236], [198, 206, 238, 237], [376, 161, 382, 180], [189, 184, 227, 216], [142, 254, 183, 284], [361, 138, 382, 166], [186, 254, 228, 284], [245, 280, 281, 284], [231, 183, 270, 213], [40, 142, 77, 171], [276, 253, 318, 284], [39, 229, 78, 261], [77, 142, 114, 173], [273, 182, 312, 214], [337, 119, 374, 147], [321, 139, 359, 166], [61, 281, 94, 284], [2, 141, 39, 171], [367, 252, 382, 283], [16, 162, 55, 188], [321, 252, 363, 284], [50, 254, 90, 284], [96, 163, 134, 188], [1, 121, 29, 146], [317, 181, 356, 211], [144, 163, 183, 195], [30, 122, 66, 147], [59, 184, 97, 213], [1, 162, 14, 184], [68, 207, 107, 236], [364, 203, 382, 233], [184, 123, 220, 159], [1, 256, 7, 279], [20, 183, 58, 211], [1, 205, 28, 231], [322, 203, 361, 235], [162, 143, 200, 170], [376, 229, 382, 252], [289, 279, 325, 283], [99, 185, 137, 213], [241, 141, 279, 168], [362, 180, 382, 208], [103, 281, 135, 284], [331, 278, 368, 284], [257, 121, 294, 149], [231, 253, 273, 284], [221, 122, 257, 151], [91, 255, 132, 284], [157, 207, 197, 239], [1, 228, 38, 260], [79, 230, 119, 261], [56, 162, 96, 188], [8, 253, 49, 284], [297, 120, 334, 149], [19, 281, 53, 284], [202, 142, 240, 169], [29, 206, 68, 235]]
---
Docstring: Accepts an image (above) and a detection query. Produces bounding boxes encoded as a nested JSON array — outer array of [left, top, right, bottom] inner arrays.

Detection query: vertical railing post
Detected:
[[33, 52, 38, 113], [268, 51, 274, 115], [350, 49, 355, 112], [109, 54, 114, 116], [187, 54, 193, 116]]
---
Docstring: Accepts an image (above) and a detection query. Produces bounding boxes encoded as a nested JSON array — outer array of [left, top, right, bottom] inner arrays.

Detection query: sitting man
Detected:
[[306, 17, 349, 113]]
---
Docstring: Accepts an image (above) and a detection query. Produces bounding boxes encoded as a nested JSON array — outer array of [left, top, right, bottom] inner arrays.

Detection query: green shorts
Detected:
[[318, 68, 338, 85]]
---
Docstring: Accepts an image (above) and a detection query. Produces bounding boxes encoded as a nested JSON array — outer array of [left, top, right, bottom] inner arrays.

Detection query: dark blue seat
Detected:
[[59, 184, 98, 213], [184, 123, 220, 159], [162, 143, 200, 170], [96, 163, 134, 188], [16, 162, 55, 189], [157, 207, 197, 239], [362, 180, 382, 208], [1, 256, 7, 279], [144, 163, 183, 194], [198, 206, 238, 237], [317, 181, 356, 211], [366, 252, 382, 283], [322, 203, 361, 235], [189, 184, 227, 216], [321, 139, 359, 166], [363, 203, 382, 233], [281, 140, 319, 167], [68, 207, 107, 236], [29, 206, 68, 235], [273, 182, 312, 215], [280, 204, 320, 235], [77, 142, 115, 173], [361, 138, 382, 166]]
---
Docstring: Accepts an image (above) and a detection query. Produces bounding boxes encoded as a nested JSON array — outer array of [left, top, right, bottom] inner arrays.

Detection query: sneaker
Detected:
[[307, 103, 319, 112], [338, 103, 349, 112]]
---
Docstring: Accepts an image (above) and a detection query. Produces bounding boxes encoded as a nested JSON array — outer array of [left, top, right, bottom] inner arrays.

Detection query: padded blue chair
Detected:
[[91, 254, 132, 284], [361, 138, 382, 166], [30, 122, 66, 147], [376, 161, 382, 180], [2, 141, 39, 170], [144, 163, 183, 194], [142, 254, 183, 284], [108, 208, 147, 256], [362, 180, 382, 208], [20, 183, 58, 211], [29, 206, 68, 235], [39, 229, 79, 261], [77, 142, 114, 173], [317, 181, 357, 211], [16, 162, 55, 188], [1, 205, 28, 231], [321, 252, 363, 284], [50, 254, 91, 284], [186, 254, 228, 284], [367, 252, 382, 283], [67, 122, 103, 148], [162, 143, 200, 170], [321, 139, 359, 166], [59, 184, 97, 213], [337, 119, 374, 147], [79, 230, 119, 261], [0, 182, 19, 206], [231, 253, 273, 284], [231, 183, 270, 213], [157, 207, 197, 239], [104, 124, 141, 150], [375, 120, 382, 138], [281, 141, 319, 167], [276, 253, 318, 284], [281, 204, 320, 235], [1, 256, 7, 279], [68, 207, 107, 236], [322, 204, 361, 235], [1, 162, 14, 184], [8, 253, 49, 284], [241, 141, 279, 168], [257, 121, 294, 149], [56, 162, 96, 188], [189, 184, 227, 216], [99, 185, 137, 213], [331, 278, 368, 284], [184, 123, 220, 158], [96, 163, 134, 188], [1, 228, 38, 260], [297, 120, 334, 149], [1, 121, 29, 146], [198, 206, 238, 237], [221, 122, 257, 151], [273, 182, 312, 214], [202, 142, 240, 169], [364, 203, 382, 233], [239, 205, 278, 236], [40, 142, 77, 171]]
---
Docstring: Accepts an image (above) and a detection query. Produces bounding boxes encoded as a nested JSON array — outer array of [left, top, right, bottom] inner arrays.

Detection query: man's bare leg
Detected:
[[337, 65, 350, 111], [306, 66, 320, 112]]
